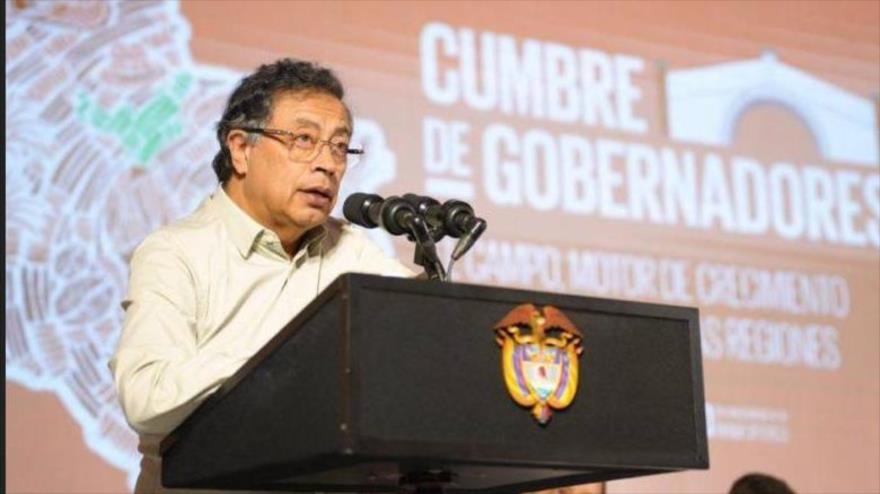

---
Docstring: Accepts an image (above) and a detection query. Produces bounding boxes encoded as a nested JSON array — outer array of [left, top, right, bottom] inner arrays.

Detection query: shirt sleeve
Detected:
[[108, 230, 249, 435]]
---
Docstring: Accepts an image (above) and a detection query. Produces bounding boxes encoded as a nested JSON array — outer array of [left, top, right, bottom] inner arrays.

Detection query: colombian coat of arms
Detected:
[[493, 304, 584, 425]]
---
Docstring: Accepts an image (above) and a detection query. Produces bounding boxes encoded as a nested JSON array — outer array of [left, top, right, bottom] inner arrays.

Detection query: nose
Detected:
[[311, 141, 339, 176]]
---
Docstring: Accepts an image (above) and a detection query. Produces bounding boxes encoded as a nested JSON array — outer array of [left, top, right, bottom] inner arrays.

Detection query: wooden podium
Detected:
[[161, 274, 708, 492]]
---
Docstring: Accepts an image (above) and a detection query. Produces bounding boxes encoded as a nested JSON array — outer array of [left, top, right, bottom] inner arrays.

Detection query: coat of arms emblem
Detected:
[[493, 304, 584, 425]]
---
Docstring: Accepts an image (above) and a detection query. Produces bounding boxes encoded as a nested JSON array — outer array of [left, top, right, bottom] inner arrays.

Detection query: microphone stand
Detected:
[[405, 215, 447, 282]]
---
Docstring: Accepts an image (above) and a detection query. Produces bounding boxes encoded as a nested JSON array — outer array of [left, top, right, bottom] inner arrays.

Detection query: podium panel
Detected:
[[161, 274, 708, 492]]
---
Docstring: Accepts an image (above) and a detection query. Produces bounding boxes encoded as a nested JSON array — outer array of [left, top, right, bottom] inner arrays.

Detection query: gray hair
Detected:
[[212, 58, 346, 183]]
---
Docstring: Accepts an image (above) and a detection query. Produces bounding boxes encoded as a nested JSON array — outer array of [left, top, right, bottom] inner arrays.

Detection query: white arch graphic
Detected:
[[666, 51, 879, 167]]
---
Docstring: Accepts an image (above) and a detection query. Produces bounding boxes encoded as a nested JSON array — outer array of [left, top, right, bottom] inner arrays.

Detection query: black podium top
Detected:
[[161, 273, 708, 492]]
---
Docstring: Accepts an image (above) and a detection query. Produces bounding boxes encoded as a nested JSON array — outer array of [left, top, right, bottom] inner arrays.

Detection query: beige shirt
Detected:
[[109, 187, 413, 493]]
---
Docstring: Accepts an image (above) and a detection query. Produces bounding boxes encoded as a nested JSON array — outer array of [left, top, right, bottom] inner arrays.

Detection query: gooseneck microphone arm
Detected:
[[380, 197, 446, 281], [405, 214, 447, 282]]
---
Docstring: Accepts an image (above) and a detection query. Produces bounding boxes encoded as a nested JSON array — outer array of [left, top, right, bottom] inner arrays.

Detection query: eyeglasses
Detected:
[[236, 127, 364, 168]]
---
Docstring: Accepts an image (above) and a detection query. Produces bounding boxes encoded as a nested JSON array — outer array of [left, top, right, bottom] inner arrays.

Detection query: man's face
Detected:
[[229, 90, 350, 242]]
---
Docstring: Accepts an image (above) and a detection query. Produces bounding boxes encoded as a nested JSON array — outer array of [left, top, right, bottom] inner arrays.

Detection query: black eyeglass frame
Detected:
[[231, 126, 365, 163]]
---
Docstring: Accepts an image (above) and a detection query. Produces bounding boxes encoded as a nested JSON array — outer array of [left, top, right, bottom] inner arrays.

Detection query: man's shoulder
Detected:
[[323, 216, 370, 244], [135, 197, 225, 257], [320, 217, 416, 277], [321, 216, 388, 255]]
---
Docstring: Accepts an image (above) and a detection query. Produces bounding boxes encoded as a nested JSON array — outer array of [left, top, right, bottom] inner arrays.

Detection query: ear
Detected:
[[226, 130, 251, 176]]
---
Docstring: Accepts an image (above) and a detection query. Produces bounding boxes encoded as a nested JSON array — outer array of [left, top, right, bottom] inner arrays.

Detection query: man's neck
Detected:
[[223, 182, 307, 257]]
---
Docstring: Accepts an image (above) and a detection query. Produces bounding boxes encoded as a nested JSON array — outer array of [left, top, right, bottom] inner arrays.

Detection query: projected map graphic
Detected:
[[5, 0, 397, 484]]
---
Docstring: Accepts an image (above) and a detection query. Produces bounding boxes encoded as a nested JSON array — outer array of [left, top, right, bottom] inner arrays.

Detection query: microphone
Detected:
[[441, 199, 481, 238], [343, 192, 382, 228], [343, 193, 419, 236], [379, 196, 419, 236], [403, 194, 446, 239], [344, 192, 446, 280], [401, 194, 487, 260], [344, 192, 486, 279], [403, 195, 484, 239], [450, 214, 486, 260]]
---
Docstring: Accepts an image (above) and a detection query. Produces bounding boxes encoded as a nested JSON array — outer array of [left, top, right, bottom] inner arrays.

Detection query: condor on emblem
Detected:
[[493, 304, 583, 425]]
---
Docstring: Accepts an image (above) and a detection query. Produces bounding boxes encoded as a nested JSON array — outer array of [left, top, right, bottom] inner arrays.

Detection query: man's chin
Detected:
[[292, 209, 330, 229]]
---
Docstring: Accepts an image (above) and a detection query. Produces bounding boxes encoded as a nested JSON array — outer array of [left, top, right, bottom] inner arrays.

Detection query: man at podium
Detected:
[[109, 58, 413, 493]]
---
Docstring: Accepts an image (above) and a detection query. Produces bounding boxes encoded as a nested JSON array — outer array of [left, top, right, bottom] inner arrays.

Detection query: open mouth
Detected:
[[301, 186, 334, 206]]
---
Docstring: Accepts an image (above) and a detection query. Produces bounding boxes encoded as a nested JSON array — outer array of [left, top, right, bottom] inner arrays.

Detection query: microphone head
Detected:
[[403, 193, 440, 214], [442, 199, 475, 237], [343, 192, 382, 228], [379, 196, 417, 236], [404, 193, 445, 238]]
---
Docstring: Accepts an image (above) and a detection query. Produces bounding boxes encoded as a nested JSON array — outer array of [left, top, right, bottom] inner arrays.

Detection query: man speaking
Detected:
[[109, 58, 413, 493]]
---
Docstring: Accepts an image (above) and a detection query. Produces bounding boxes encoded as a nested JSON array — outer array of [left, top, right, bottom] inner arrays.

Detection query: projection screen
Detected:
[[5, 1, 879, 493]]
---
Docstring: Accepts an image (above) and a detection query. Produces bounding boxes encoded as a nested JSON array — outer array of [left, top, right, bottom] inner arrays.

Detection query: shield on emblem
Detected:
[[494, 304, 584, 425]]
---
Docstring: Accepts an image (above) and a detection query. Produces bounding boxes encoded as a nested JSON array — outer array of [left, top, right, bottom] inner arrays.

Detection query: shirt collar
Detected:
[[213, 186, 264, 258], [301, 224, 328, 255], [213, 186, 329, 260]]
